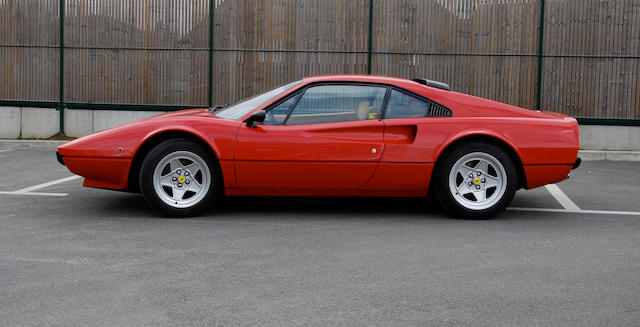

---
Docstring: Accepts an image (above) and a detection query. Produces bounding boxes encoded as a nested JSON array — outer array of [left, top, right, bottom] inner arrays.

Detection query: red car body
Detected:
[[57, 75, 579, 203]]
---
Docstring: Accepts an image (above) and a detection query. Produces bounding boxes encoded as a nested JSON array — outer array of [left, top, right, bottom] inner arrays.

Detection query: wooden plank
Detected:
[[0, 0, 638, 119]]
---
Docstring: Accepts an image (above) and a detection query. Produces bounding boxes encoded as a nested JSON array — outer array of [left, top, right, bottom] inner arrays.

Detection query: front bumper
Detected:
[[61, 155, 132, 190]]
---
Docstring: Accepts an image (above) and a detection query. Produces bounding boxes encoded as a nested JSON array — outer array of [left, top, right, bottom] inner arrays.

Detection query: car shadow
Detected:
[[93, 192, 546, 222], [94, 192, 451, 221], [217, 196, 444, 216], [89, 192, 157, 218]]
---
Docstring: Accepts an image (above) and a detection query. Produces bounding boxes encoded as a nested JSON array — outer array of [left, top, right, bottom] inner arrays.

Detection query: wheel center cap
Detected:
[[473, 177, 482, 185], [177, 176, 186, 183]]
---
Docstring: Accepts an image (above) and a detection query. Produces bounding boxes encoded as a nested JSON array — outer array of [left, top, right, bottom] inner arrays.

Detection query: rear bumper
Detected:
[[523, 157, 580, 189], [523, 164, 573, 189], [572, 157, 581, 170]]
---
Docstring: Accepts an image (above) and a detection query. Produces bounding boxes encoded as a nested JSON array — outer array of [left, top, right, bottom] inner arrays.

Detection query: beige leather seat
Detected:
[[356, 100, 371, 120]]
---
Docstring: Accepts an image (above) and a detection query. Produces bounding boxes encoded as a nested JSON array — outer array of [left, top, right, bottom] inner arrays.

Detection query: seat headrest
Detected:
[[356, 100, 370, 120]]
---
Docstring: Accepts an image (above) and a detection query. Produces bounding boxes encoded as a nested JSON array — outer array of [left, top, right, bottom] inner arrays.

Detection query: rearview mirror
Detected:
[[245, 110, 266, 128]]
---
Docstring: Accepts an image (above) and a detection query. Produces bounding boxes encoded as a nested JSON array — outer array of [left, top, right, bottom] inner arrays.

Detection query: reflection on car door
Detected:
[[234, 84, 387, 190]]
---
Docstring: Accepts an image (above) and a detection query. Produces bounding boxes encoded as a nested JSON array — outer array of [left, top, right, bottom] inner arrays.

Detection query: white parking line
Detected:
[[545, 184, 581, 212], [507, 183, 640, 216], [0, 191, 68, 197], [578, 209, 640, 216], [2, 256, 87, 265], [0, 175, 81, 197], [0, 149, 11, 153], [507, 207, 640, 216], [13, 175, 81, 194]]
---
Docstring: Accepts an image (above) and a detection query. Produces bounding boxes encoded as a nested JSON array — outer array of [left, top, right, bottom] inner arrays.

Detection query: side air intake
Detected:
[[428, 103, 452, 117], [412, 78, 451, 91]]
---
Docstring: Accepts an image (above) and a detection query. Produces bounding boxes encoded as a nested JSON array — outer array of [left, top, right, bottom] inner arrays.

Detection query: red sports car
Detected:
[[56, 75, 580, 219]]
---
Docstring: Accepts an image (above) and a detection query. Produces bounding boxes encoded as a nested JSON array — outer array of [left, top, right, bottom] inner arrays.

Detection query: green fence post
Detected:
[[208, 0, 214, 107], [536, 0, 545, 110], [367, 0, 374, 74], [59, 0, 65, 135]]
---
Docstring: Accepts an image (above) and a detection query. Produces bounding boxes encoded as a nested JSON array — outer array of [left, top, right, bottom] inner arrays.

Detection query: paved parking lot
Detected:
[[1, 149, 639, 326]]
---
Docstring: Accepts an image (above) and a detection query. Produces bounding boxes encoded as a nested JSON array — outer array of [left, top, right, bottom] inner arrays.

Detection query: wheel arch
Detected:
[[432, 134, 527, 190], [127, 130, 223, 193]]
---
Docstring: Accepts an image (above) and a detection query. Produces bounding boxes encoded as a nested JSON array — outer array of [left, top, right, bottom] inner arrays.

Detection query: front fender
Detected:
[[57, 112, 241, 191]]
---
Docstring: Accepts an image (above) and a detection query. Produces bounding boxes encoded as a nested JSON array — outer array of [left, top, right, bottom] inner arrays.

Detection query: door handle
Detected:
[[383, 125, 417, 144]]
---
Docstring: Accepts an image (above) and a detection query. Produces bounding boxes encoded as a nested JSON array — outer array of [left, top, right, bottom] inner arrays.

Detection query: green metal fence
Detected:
[[1, 0, 639, 136]]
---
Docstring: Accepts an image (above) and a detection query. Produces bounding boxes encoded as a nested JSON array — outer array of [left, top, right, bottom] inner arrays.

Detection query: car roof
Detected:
[[299, 74, 460, 103], [302, 74, 418, 87]]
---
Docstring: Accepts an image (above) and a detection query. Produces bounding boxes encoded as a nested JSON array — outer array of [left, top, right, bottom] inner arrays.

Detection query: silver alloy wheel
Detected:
[[448, 152, 507, 211], [152, 151, 211, 209]]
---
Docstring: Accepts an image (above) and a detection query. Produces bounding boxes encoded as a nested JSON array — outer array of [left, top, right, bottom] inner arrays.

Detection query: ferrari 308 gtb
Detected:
[[56, 75, 580, 219]]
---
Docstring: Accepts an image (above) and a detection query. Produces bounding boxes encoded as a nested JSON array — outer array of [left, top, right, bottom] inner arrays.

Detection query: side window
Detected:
[[384, 89, 430, 119], [263, 93, 301, 125], [285, 85, 387, 125]]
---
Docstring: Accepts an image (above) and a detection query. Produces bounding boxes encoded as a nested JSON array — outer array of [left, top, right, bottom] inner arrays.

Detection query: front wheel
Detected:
[[139, 139, 220, 217], [434, 142, 517, 219]]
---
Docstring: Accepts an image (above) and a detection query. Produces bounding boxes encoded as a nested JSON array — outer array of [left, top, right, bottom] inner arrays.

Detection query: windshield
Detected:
[[214, 80, 302, 120]]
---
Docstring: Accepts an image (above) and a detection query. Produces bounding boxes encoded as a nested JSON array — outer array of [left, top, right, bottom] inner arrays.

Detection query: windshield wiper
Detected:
[[209, 105, 225, 114]]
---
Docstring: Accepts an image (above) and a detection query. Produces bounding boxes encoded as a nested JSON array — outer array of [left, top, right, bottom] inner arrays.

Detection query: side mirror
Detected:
[[245, 110, 266, 128]]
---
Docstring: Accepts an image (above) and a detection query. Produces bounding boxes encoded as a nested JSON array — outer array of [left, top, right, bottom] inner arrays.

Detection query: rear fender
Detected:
[[434, 129, 523, 162], [433, 130, 527, 189]]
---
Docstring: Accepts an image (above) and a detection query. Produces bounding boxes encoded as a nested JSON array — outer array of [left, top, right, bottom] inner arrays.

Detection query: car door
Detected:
[[363, 88, 452, 191], [234, 84, 388, 190], [380, 88, 453, 163]]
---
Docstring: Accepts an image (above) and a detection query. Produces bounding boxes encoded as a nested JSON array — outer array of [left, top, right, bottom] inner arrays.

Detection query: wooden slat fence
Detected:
[[0, 0, 638, 120], [0, 0, 59, 102]]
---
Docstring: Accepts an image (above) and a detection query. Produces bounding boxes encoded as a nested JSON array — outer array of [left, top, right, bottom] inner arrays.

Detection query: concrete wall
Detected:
[[1, 106, 639, 151], [0, 106, 166, 138], [0, 107, 21, 138], [63, 109, 167, 137], [579, 125, 640, 151], [0, 107, 60, 139]]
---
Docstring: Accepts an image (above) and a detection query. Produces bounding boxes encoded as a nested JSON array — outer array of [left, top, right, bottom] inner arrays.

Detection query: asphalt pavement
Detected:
[[1, 149, 639, 326]]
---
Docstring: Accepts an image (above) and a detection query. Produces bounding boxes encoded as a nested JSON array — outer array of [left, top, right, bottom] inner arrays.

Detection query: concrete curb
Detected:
[[578, 150, 640, 162], [0, 140, 68, 151], [1, 139, 639, 161]]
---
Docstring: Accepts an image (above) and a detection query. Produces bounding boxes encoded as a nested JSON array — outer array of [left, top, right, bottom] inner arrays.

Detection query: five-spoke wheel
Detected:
[[140, 139, 220, 217], [449, 152, 507, 211], [153, 151, 210, 209], [435, 142, 517, 219]]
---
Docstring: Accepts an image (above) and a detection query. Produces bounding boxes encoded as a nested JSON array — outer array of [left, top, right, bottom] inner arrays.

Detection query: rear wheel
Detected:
[[139, 139, 220, 217], [435, 142, 517, 219]]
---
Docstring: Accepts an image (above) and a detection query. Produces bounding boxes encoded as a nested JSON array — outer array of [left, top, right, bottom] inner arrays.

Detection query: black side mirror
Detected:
[[245, 110, 266, 128]]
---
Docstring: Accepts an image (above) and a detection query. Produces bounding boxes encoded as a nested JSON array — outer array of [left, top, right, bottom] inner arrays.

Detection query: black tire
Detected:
[[139, 138, 221, 217], [434, 142, 517, 219]]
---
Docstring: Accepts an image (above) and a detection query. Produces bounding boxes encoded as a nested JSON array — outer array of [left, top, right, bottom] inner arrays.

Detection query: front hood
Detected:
[[144, 108, 212, 120], [57, 108, 226, 158]]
